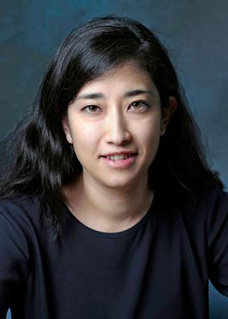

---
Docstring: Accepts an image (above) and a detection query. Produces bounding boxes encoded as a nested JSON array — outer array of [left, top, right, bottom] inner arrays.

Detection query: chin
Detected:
[[100, 175, 141, 190]]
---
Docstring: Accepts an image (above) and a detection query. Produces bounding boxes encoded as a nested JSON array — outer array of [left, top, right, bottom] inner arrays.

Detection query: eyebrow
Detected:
[[76, 89, 154, 100]]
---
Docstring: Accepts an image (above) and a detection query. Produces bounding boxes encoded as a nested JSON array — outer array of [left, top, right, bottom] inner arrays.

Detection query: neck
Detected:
[[64, 173, 154, 233]]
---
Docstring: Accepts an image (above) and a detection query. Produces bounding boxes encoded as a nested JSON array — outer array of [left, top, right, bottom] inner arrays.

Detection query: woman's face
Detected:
[[63, 62, 174, 190]]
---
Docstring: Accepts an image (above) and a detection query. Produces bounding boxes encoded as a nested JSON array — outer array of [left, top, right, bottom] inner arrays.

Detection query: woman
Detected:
[[0, 15, 227, 319]]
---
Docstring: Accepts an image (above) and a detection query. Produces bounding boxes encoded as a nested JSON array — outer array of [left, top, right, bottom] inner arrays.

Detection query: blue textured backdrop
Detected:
[[1, 1, 228, 318]]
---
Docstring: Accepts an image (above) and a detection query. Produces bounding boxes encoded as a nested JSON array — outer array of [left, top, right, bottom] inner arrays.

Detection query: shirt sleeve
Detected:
[[207, 188, 228, 296], [0, 202, 30, 317]]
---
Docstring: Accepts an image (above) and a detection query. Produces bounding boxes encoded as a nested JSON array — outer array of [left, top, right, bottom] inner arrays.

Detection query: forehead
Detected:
[[75, 61, 158, 97]]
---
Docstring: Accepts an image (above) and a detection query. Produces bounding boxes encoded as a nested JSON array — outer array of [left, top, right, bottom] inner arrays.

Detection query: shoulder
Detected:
[[0, 193, 39, 223], [174, 187, 228, 296], [198, 186, 228, 210], [169, 186, 228, 248], [0, 195, 42, 306], [0, 194, 43, 245], [176, 186, 228, 220], [200, 187, 228, 296]]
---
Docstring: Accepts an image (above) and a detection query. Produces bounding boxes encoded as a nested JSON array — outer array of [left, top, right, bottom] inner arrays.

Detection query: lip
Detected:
[[100, 152, 137, 169], [100, 151, 137, 157]]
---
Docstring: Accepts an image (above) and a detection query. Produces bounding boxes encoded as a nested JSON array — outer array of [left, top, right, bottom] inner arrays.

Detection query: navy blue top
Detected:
[[0, 187, 228, 319]]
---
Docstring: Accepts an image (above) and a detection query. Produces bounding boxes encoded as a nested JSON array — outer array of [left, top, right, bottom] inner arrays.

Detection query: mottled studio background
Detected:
[[0, 0, 228, 318]]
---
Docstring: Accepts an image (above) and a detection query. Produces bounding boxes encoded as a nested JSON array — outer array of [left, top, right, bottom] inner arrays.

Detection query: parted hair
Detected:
[[0, 15, 223, 234]]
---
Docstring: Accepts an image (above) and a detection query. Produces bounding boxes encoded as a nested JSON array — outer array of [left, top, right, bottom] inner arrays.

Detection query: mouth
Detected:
[[101, 152, 137, 161], [99, 152, 137, 168], [103, 153, 137, 161]]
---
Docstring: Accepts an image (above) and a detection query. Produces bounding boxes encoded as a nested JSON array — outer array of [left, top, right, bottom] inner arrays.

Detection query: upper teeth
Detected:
[[108, 154, 131, 161]]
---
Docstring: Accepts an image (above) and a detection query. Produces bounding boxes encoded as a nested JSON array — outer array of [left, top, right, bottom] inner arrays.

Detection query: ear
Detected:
[[160, 96, 177, 136], [62, 115, 73, 144]]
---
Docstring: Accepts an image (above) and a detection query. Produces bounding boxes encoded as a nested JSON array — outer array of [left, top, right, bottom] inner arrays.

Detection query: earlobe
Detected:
[[160, 96, 177, 136], [62, 116, 73, 144]]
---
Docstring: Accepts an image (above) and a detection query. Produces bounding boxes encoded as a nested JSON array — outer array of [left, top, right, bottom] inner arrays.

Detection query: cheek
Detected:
[[135, 121, 161, 167], [70, 123, 101, 156], [144, 131, 161, 157], [134, 118, 161, 147]]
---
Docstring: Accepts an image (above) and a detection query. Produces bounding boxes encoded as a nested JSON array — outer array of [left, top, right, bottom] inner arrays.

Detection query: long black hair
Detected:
[[0, 15, 223, 233]]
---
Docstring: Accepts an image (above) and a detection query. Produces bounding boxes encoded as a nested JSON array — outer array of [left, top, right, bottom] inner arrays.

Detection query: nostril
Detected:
[[105, 129, 132, 145], [122, 139, 131, 145]]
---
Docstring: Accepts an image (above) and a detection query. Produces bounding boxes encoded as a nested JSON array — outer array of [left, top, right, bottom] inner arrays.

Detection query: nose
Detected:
[[105, 108, 132, 145]]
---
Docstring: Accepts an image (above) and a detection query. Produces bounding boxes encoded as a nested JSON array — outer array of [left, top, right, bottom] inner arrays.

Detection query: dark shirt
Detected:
[[0, 187, 228, 319]]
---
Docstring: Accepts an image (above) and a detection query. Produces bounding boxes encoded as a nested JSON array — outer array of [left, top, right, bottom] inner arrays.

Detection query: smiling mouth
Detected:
[[102, 153, 137, 161]]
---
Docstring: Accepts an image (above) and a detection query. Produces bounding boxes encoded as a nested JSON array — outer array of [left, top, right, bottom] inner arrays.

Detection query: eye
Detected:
[[128, 100, 151, 112], [81, 105, 102, 114]]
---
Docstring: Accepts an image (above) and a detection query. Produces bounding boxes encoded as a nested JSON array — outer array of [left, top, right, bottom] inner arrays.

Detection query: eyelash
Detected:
[[128, 100, 151, 111], [82, 105, 102, 113], [81, 100, 151, 114]]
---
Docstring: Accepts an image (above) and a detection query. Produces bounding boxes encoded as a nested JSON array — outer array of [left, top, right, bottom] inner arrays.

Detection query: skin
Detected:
[[62, 61, 176, 232]]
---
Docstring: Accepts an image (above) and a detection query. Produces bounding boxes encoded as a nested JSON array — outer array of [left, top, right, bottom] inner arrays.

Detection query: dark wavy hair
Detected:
[[0, 15, 223, 233]]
